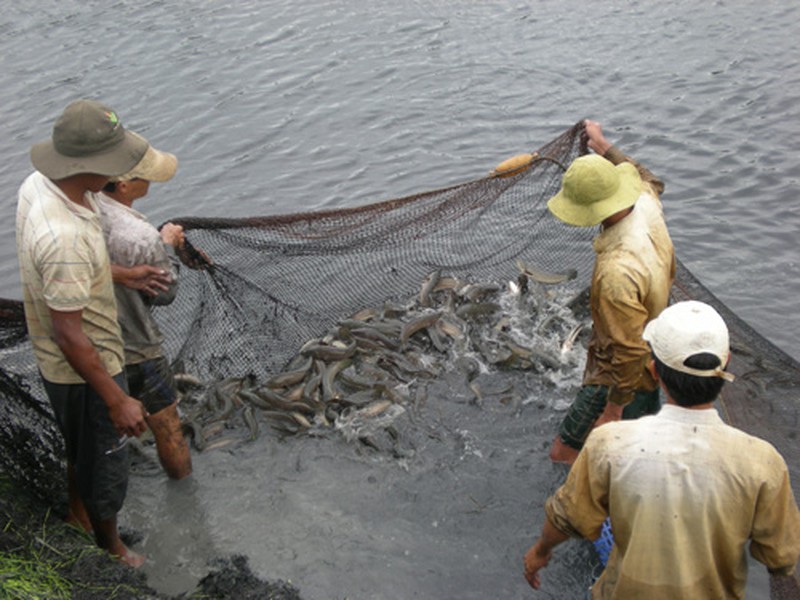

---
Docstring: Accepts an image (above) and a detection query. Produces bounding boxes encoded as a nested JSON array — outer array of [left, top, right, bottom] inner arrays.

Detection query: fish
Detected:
[[173, 372, 204, 391], [426, 325, 449, 353], [290, 411, 312, 429], [515, 258, 577, 285], [419, 269, 441, 307], [204, 436, 238, 452], [432, 275, 464, 292], [347, 326, 401, 351], [436, 313, 467, 340], [358, 398, 394, 418], [242, 404, 259, 441], [300, 338, 357, 361], [457, 282, 501, 303], [455, 302, 501, 320], [400, 310, 443, 347], [302, 369, 323, 404], [261, 410, 302, 434], [497, 332, 562, 371], [338, 318, 403, 338], [349, 307, 380, 321], [245, 387, 316, 415], [265, 355, 313, 389], [321, 358, 352, 402], [560, 323, 585, 358], [337, 367, 382, 391], [181, 419, 207, 452]]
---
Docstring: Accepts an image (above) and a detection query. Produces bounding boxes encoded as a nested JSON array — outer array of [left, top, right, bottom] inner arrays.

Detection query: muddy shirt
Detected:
[[95, 194, 178, 365], [16, 171, 124, 383], [583, 147, 675, 405], [545, 404, 800, 600]]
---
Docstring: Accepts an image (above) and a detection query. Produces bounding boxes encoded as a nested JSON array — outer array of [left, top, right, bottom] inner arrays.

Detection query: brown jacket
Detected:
[[582, 147, 676, 404]]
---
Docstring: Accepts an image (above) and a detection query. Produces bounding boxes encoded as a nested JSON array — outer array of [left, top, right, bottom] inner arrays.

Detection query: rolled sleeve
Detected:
[[603, 145, 665, 196], [749, 459, 800, 575], [544, 440, 610, 540]]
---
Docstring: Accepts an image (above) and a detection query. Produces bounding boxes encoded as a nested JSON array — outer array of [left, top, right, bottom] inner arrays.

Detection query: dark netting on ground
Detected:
[[1, 120, 798, 504]]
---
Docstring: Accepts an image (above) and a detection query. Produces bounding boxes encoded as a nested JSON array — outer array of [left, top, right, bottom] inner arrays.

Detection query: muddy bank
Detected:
[[0, 473, 303, 600]]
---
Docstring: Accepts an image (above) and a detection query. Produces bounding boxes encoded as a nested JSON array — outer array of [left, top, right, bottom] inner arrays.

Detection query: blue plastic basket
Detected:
[[592, 517, 614, 566]]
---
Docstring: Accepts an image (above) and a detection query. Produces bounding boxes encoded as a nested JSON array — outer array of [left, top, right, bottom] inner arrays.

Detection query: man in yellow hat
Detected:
[[95, 140, 193, 481], [16, 99, 154, 567], [547, 119, 676, 464]]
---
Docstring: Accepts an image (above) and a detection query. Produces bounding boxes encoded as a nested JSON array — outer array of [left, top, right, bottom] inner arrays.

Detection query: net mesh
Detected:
[[1, 120, 798, 503]]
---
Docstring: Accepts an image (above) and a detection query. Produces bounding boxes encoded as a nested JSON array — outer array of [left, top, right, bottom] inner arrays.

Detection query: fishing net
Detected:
[[1, 120, 798, 506]]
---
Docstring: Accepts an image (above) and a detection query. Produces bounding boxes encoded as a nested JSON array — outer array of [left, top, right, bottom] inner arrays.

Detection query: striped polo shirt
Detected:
[[16, 171, 124, 384]]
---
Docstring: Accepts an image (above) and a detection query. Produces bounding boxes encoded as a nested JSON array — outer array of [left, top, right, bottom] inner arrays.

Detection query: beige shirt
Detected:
[[583, 148, 676, 403], [545, 404, 800, 599], [16, 171, 124, 383]]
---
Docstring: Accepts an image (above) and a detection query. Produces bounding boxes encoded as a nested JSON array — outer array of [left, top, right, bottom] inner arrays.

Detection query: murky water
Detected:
[[1, 1, 797, 598]]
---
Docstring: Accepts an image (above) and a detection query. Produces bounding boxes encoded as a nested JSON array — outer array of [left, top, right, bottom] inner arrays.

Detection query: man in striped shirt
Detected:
[[16, 99, 160, 568]]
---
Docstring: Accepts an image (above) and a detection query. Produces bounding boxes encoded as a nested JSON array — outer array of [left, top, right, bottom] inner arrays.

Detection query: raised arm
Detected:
[[584, 119, 665, 196]]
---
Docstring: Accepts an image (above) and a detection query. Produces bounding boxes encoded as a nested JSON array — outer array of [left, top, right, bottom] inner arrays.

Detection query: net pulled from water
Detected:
[[1, 120, 799, 503]]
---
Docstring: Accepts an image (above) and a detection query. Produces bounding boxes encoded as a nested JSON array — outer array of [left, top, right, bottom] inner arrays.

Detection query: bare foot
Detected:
[[549, 436, 580, 465], [65, 513, 93, 536], [115, 547, 146, 569]]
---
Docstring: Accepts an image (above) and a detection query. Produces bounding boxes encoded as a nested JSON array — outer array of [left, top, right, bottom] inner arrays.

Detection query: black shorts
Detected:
[[43, 372, 129, 521], [125, 356, 177, 415]]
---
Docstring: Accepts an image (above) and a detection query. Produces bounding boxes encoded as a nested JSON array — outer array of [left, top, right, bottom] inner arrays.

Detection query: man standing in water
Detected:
[[16, 99, 157, 567], [96, 142, 192, 480], [524, 300, 800, 598], [548, 119, 675, 464]]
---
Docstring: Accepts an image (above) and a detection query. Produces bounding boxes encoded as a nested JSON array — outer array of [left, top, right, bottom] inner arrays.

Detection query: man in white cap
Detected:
[[95, 142, 192, 480], [523, 300, 800, 598], [547, 120, 676, 464], [16, 99, 158, 567]]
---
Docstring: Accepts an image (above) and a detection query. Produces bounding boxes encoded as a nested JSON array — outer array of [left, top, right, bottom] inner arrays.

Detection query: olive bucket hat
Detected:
[[30, 99, 148, 180], [547, 154, 642, 227]]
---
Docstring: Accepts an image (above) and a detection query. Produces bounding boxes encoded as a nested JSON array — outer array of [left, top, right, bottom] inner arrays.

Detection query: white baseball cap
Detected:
[[643, 300, 735, 382]]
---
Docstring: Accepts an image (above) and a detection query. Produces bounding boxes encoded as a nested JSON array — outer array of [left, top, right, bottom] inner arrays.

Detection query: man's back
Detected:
[[573, 405, 800, 599]]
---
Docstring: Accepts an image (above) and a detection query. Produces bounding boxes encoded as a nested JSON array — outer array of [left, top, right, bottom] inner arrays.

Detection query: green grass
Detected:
[[0, 551, 72, 599], [0, 474, 158, 600]]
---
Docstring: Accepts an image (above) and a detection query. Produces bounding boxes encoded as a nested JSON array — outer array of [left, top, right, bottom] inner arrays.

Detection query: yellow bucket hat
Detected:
[[547, 154, 642, 227]]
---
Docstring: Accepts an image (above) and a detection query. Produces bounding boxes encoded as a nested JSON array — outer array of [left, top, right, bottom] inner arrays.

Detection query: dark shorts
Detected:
[[42, 372, 129, 521], [558, 385, 661, 450], [125, 356, 177, 416]]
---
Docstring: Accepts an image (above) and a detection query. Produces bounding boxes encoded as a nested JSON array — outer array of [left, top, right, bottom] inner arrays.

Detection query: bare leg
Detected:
[[548, 436, 580, 465], [592, 401, 624, 430], [91, 512, 146, 568], [65, 463, 93, 533], [147, 403, 192, 480]]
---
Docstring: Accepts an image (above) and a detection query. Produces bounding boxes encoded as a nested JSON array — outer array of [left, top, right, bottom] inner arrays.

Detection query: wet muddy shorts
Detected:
[[558, 384, 660, 450], [125, 356, 178, 416], [42, 372, 129, 521]]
